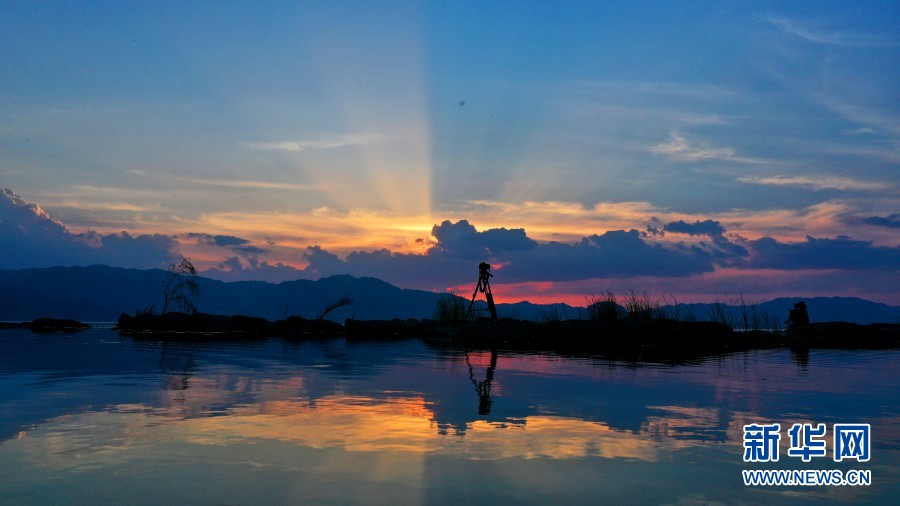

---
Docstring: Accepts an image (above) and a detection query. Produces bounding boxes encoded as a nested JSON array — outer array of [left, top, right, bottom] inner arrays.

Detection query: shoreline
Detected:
[[5, 313, 897, 361]]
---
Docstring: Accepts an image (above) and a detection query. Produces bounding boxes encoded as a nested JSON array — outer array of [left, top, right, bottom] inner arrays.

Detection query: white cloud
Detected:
[[178, 178, 317, 191], [845, 127, 875, 136], [650, 132, 768, 164], [243, 133, 385, 153], [768, 15, 898, 48], [737, 175, 888, 192], [129, 170, 316, 192]]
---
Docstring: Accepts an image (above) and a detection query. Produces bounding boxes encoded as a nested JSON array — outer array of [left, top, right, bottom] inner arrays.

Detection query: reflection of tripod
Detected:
[[466, 348, 498, 415], [467, 262, 498, 322]]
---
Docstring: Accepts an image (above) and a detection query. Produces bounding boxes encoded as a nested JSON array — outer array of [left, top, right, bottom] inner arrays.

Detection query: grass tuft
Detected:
[[433, 291, 470, 322]]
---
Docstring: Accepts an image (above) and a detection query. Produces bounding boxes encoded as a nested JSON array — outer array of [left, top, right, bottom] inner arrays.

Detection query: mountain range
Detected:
[[1, 265, 898, 325]]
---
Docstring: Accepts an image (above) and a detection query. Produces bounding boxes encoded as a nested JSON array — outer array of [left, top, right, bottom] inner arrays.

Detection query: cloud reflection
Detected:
[[9, 393, 754, 469]]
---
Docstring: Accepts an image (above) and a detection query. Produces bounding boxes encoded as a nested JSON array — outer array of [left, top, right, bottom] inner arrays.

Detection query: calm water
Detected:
[[0, 327, 897, 505]]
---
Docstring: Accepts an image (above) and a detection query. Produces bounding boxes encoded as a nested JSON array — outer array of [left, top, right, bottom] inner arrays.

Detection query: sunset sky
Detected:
[[2, 1, 898, 305]]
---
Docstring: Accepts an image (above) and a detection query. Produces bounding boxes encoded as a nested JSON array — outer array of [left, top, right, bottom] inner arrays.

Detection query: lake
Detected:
[[1, 327, 897, 505]]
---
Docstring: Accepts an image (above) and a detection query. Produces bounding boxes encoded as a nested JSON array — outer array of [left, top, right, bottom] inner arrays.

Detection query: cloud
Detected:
[[737, 175, 888, 191], [303, 245, 346, 275], [203, 256, 311, 284], [747, 235, 900, 270], [129, 170, 316, 192], [862, 214, 900, 229], [252, 219, 898, 291], [210, 219, 898, 291], [663, 220, 726, 237], [768, 15, 898, 48], [431, 220, 538, 258], [180, 178, 316, 191], [198, 220, 733, 288], [650, 132, 767, 164], [502, 230, 719, 282], [662, 219, 750, 261], [6, 190, 897, 304], [243, 133, 384, 153], [186, 233, 267, 255], [0, 188, 179, 269], [643, 222, 664, 238], [295, 221, 731, 287]]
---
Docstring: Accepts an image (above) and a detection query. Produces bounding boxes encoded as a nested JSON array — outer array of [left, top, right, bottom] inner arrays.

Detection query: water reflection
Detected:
[[160, 342, 195, 392], [6, 396, 728, 462], [0, 329, 898, 504], [790, 346, 810, 369], [466, 348, 498, 415]]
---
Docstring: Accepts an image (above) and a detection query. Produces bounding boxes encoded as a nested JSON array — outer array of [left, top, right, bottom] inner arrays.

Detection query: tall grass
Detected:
[[656, 293, 682, 321], [622, 289, 664, 320], [539, 304, 571, 322], [707, 296, 729, 327], [707, 294, 782, 331], [583, 289, 782, 331], [433, 291, 470, 322], [585, 291, 622, 322], [134, 305, 156, 317], [317, 295, 354, 320]]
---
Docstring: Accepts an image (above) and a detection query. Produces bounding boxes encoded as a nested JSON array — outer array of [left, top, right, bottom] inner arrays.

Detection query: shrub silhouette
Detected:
[[161, 258, 201, 314]]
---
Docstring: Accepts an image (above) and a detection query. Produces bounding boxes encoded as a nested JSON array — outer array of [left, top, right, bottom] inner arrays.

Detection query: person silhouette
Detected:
[[786, 300, 809, 330]]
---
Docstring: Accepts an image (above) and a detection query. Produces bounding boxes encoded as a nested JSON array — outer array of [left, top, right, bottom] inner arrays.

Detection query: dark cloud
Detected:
[[641, 216, 664, 238], [303, 246, 346, 275], [188, 233, 249, 247], [187, 232, 267, 255], [290, 221, 895, 290], [203, 256, 312, 283], [220, 256, 243, 272], [0, 188, 178, 269], [431, 220, 537, 257], [863, 214, 900, 229], [664, 219, 726, 237], [642, 225, 663, 237], [747, 235, 900, 270], [659, 219, 749, 261], [298, 223, 727, 286], [708, 235, 750, 260], [502, 230, 717, 282], [7, 190, 896, 296]]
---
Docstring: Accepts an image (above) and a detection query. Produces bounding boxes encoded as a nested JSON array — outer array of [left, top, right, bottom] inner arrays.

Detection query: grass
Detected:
[[539, 304, 573, 323], [433, 291, 470, 322], [583, 289, 782, 331], [705, 294, 782, 331], [584, 291, 623, 322], [622, 289, 665, 320], [134, 305, 156, 317], [317, 296, 354, 320]]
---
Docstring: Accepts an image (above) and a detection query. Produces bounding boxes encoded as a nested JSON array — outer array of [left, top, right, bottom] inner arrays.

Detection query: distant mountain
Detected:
[[1, 266, 898, 324], [669, 298, 900, 327], [0, 266, 446, 322]]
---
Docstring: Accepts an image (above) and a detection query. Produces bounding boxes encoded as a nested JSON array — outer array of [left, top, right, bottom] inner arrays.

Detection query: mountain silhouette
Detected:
[[1, 265, 898, 324]]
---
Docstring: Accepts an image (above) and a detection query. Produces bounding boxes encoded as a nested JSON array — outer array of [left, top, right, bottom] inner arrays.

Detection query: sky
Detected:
[[1, 1, 898, 305]]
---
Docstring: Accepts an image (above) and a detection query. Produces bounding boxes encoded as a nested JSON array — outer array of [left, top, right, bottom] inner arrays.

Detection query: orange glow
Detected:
[[14, 395, 744, 467], [45, 189, 892, 269], [489, 282, 590, 306], [196, 209, 438, 255]]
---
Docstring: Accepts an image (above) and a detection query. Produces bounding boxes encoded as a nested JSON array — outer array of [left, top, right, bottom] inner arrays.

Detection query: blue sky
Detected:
[[1, 1, 898, 304]]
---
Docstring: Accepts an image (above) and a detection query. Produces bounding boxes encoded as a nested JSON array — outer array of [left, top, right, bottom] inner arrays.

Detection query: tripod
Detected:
[[467, 262, 498, 322]]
